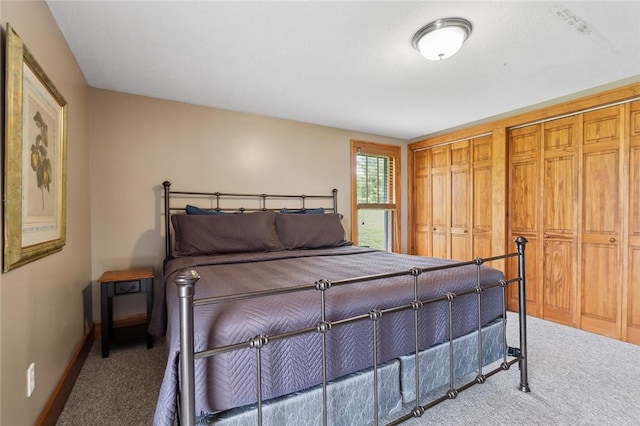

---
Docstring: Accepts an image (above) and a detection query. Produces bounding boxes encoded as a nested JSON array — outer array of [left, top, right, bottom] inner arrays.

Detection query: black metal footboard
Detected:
[[174, 237, 529, 426]]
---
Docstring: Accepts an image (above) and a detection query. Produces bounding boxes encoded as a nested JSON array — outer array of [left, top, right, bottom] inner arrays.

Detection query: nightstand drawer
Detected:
[[114, 280, 140, 294]]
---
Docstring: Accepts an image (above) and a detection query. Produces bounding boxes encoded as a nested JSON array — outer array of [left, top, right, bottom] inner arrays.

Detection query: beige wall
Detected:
[[0, 2, 92, 425], [89, 89, 407, 318]]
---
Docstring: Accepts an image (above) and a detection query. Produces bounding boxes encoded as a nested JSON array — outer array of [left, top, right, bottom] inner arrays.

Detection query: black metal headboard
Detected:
[[162, 181, 338, 257]]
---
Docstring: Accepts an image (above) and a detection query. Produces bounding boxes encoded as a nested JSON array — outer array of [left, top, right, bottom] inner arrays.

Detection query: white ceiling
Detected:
[[45, 1, 640, 140]]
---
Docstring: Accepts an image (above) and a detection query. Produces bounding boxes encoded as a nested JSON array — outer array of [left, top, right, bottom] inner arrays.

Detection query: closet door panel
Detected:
[[584, 112, 619, 145], [581, 107, 622, 338], [582, 150, 619, 234], [473, 234, 492, 260], [431, 146, 449, 168], [450, 142, 469, 166], [450, 167, 470, 260], [414, 228, 430, 257], [473, 165, 492, 232], [472, 163, 492, 259], [509, 158, 539, 314], [542, 145, 577, 325], [451, 234, 469, 261], [626, 104, 640, 343], [451, 169, 469, 229], [543, 156, 574, 235], [511, 125, 539, 157], [626, 246, 640, 343], [431, 167, 448, 258], [543, 239, 575, 324], [413, 150, 431, 256], [508, 125, 541, 315], [430, 147, 449, 258], [632, 144, 640, 237], [471, 135, 493, 260], [450, 142, 470, 260], [472, 136, 492, 163], [581, 241, 620, 338], [511, 160, 538, 234]]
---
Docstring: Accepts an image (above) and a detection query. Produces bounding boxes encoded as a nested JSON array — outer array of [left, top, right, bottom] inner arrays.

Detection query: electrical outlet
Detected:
[[27, 363, 35, 397]]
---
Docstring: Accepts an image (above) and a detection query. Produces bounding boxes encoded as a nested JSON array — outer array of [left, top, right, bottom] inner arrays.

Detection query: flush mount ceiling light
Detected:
[[412, 18, 472, 60]]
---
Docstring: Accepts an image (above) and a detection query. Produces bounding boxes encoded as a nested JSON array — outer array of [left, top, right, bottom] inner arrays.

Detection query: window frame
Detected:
[[350, 140, 401, 252]]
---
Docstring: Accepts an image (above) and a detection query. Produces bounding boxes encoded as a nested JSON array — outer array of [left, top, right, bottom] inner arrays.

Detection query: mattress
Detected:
[[151, 246, 504, 424]]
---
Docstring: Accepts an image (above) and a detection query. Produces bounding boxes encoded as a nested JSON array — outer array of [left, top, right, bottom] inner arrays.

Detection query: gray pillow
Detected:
[[275, 213, 351, 250], [171, 211, 285, 256]]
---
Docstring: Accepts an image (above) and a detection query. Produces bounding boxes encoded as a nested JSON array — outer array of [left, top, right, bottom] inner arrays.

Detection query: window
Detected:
[[351, 140, 401, 252]]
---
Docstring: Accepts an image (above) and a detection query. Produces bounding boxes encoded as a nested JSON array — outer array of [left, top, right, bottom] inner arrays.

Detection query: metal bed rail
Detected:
[[174, 237, 529, 426]]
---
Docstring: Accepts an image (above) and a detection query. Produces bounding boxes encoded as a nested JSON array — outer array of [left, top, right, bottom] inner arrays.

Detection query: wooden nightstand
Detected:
[[98, 267, 154, 358]]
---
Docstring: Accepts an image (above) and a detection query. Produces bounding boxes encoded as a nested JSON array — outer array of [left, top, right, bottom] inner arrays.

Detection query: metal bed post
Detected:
[[163, 181, 172, 257], [175, 268, 201, 426], [332, 188, 338, 213], [369, 308, 383, 426], [474, 258, 487, 385], [410, 267, 423, 414], [515, 236, 530, 393], [315, 278, 332, 426], [445, 292, 458, 400], [250, 335, 268, 425]]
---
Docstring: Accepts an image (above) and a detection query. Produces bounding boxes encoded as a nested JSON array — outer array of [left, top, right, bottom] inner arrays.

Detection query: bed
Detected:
[[150, 181, 530, 426]]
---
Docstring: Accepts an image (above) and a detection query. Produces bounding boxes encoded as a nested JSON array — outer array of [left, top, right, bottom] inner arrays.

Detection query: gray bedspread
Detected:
[[151, 246, 504, 425]]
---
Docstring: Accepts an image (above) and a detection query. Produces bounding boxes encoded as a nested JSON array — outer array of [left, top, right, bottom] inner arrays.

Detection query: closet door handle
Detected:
[[609, 237, 616, 243], [543, 233, 550, 238]]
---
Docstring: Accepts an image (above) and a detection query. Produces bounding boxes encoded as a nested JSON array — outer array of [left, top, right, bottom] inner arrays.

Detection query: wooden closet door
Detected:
[[450, 141, 470, 260], [508, 125, 541, 316], [541, 116, 578, 326], [472, 135, 493, 259], [580, 106, 623, 339], [626, 101, 640, 344], [430, 146, 449, 258], [412, 149, 431, 256]]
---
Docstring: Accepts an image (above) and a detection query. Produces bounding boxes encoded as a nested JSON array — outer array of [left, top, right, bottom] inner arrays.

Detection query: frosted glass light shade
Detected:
[[412, 18, 472, 61]]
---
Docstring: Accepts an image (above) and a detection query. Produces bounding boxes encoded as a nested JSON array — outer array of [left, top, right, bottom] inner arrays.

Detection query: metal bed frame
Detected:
[[161, 181, 530, 426]]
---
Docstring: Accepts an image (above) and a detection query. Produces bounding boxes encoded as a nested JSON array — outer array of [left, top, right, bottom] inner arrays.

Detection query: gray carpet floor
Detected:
[[57, 336, 166, 425], [57, 314, 640, 425], [402, 313, 640, 425]]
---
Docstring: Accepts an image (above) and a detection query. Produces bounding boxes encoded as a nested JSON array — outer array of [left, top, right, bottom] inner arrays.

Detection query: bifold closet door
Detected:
[[412, 149, 431, 257], [471, 135, 493, 260], [508, 125, 541, 316], [540, 116, 578, 327], [508, 117, 579, 326], [430, 146, 449, 258], [412, 138, 485, 261], [627, 100, 640, 344], [411, 142, 472, 260], [580, 106, 623, 339], [450, 142, 470, 261]]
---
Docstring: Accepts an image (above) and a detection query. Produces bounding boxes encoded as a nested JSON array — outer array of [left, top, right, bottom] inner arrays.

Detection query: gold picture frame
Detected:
[[3, 24, 67, 271]]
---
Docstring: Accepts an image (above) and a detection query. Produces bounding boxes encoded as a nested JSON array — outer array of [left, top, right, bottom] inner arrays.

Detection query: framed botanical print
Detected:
[[4, 24, 67, 271]]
